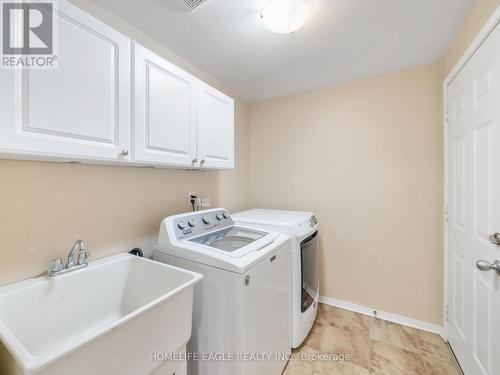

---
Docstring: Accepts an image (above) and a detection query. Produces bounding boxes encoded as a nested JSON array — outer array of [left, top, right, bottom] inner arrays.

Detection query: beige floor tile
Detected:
[[369, 340, 425, 375], [283, 351, 315, 374], [311, 320, 325, 334], [283, 359, 315, 374], [320, 325, 370, 369], [299, 329, 323, 352], [286, 305, 460, 375], [314, 360, 369, 375], [418, 331, 454, 363], [315, 305, 371, 343], [325, 306, 372, 333], [316, 303, 337, 325], [369, 319, 420, 353], [422, 356, 462, 375]]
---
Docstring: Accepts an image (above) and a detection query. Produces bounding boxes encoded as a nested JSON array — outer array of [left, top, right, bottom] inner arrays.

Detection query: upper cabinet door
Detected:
[[133, 43, 197, 167], [196, 81, 235, 169], [0, 1, 131, 162]]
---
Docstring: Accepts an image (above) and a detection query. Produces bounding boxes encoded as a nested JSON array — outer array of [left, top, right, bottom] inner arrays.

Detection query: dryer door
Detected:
[[301, 231, 319, 313]]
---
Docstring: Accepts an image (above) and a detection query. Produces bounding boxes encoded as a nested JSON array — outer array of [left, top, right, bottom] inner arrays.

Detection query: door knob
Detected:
[[489, 233, 500, 246], [476, 260, 500, 275], [121, 148, 129, 156]]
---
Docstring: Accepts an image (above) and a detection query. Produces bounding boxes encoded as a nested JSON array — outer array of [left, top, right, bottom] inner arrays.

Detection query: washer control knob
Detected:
[[202, 216, 211, 224], [223, 211, 229, 219], [177, 221, 186, 230], [188, 219, 196, 227], [216, 214, 223, 221]]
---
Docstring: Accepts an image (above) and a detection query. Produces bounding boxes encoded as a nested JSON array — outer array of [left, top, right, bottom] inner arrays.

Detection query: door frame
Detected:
[[442, 5, 500, 342]]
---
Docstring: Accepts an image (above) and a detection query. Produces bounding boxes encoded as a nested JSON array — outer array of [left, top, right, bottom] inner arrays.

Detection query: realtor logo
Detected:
[[1, 0, 58, 69]]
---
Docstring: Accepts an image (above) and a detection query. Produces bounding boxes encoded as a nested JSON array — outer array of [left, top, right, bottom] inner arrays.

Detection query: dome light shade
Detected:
[[261, 0, 313, 34]]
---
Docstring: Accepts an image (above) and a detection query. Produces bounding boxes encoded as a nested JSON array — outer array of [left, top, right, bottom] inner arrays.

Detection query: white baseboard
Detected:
[[319, 295, 443, 336]]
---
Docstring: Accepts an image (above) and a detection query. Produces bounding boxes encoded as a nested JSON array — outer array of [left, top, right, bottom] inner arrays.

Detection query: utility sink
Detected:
[[0, 253, 202, 375]]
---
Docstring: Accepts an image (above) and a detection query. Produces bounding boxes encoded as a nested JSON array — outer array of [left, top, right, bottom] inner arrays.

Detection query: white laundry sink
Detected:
[[0, 253, 202, 375]]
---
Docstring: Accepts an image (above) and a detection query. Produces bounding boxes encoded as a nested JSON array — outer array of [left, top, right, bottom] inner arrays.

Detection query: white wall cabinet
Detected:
[[133, 44, 234, 170], [0, 1, 234, 170], [0, 1, 132, 163], [133, 44, 198, 168], [196, 81, 235, 169]]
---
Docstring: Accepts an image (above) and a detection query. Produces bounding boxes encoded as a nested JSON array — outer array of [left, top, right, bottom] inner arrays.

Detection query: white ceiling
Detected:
[[91, 0, 474, 101]]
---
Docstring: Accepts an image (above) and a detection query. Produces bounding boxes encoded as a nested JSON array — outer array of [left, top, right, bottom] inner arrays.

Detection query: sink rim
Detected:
[[0, 253, 202, 373]]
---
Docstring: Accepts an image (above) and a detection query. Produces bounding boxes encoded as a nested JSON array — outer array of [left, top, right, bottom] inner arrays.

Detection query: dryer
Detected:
[[154, 208, 291, 375], [232, 209, 319, 348]]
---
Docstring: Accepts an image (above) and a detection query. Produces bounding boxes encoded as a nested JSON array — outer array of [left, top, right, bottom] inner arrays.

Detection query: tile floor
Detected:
[[283, 303, 462, 375]]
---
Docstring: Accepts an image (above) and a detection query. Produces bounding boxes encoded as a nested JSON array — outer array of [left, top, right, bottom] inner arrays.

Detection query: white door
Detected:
[[0, 0, 131, 162], [446, 21, 500, 375], [133, 43, 197, 167], [196, 81, 234, 169]]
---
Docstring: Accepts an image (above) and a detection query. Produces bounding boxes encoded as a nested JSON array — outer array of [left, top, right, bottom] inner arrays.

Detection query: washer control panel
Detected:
[[174, 209, 233, 240]]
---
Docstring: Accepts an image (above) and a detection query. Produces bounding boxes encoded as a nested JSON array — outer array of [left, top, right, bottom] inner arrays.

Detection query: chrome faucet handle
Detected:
[[67, 241, 80, 267], [77, 250, 91, 266], [66, 239, 86, 267], [77, 240, 90, 265], [48, 258, 63, 276]]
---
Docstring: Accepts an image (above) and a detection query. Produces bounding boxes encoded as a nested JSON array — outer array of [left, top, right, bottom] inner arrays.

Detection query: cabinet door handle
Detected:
[[476, 260, 500, 275], [489, 233, 500, 246], [192, 158, 197, 164], [200, 159, 205, 165]]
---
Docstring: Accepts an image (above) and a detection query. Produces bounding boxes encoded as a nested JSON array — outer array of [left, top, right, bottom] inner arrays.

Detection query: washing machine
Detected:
[[232, 209, 319, 348], [154, 208, 291, 375]]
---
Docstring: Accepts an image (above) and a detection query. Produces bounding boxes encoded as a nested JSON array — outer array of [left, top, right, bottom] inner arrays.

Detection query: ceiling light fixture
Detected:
[[260, 0, 313, 34]]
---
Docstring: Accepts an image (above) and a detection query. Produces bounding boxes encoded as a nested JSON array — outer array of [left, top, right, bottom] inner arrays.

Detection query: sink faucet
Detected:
[[48, 240, 91, 277]]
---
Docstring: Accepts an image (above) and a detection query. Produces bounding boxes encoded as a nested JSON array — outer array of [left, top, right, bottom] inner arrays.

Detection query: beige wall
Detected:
[[0, 161, 219, 283], [217, 99, 251, 212], [246, 0, 500, 326], [248, 64, 444, 324], [0, 0, 250, 287]]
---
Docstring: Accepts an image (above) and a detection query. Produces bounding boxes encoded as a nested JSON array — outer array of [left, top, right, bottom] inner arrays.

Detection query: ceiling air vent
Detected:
[[178, 0, 209, 11]]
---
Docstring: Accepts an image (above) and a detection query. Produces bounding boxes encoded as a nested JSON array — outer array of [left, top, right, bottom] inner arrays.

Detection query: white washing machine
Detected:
[[232, 209, 319, 348], [154, 208, 291, 375]]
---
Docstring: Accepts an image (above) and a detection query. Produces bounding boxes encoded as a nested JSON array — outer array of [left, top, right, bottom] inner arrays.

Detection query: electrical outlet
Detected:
[[201, 198, 211, 207]]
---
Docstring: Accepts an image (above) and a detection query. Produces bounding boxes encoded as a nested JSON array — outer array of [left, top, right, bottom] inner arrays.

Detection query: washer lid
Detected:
[[189, 226, 267, 252], [155, 231, 289, 273]]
